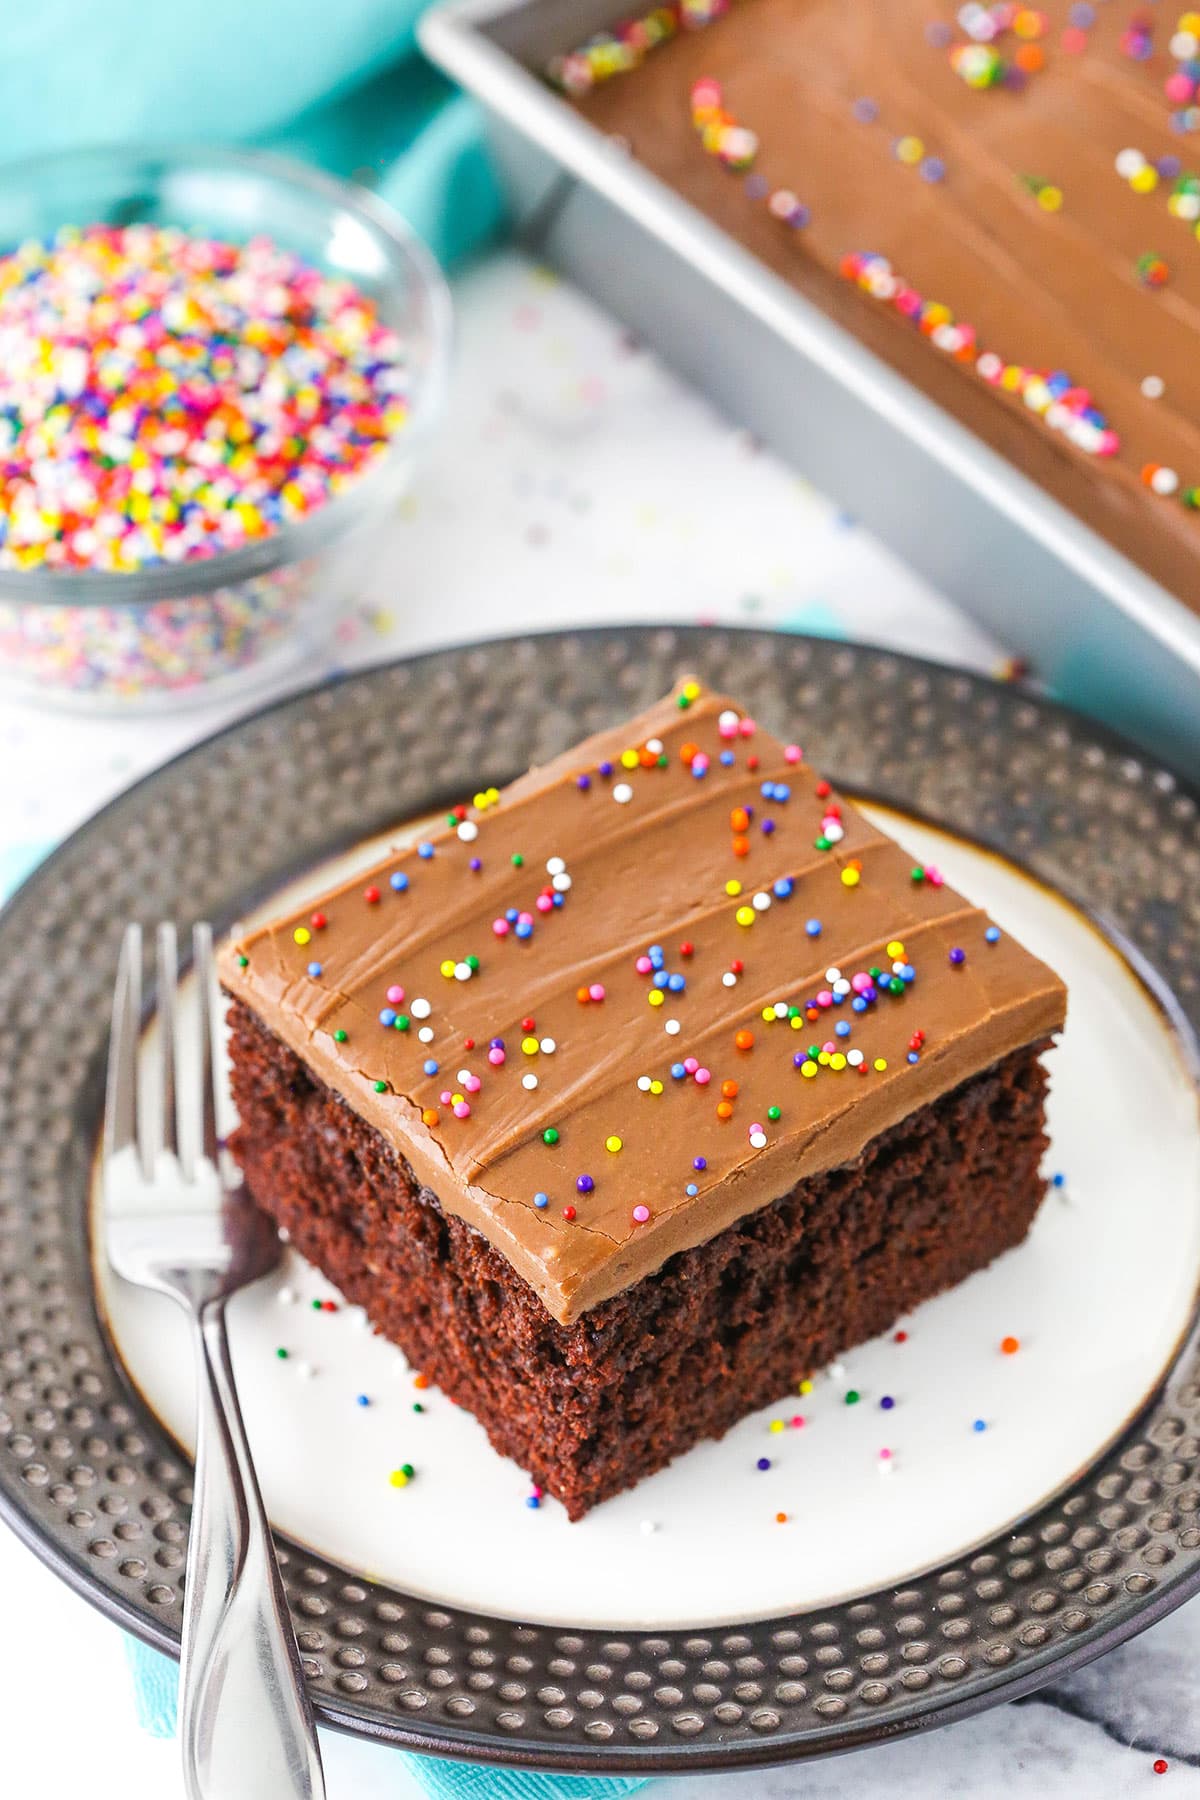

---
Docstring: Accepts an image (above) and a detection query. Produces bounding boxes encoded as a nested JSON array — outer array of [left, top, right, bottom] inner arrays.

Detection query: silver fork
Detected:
[[104, 922, 326, 1800]]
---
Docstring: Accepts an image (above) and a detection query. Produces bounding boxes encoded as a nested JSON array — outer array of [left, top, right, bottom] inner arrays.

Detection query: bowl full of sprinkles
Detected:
[[0, 145, 451, 707]]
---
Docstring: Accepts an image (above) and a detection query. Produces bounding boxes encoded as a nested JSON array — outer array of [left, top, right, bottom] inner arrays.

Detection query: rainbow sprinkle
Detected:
[[548, 0, 737, 96], [0, 225, 408, 574], [840, 252, 1121, 460]]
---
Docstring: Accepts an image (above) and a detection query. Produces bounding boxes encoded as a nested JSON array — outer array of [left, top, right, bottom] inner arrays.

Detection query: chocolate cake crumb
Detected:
[[228, 997, 1053, 1519]]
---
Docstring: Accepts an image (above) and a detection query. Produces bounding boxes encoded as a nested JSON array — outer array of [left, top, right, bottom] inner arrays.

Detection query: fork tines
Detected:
[[105, 921, 220, 1183]]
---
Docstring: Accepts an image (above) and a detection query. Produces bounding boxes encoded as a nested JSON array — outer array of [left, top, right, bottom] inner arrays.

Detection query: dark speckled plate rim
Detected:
[[1, 623, 1199, 1775]]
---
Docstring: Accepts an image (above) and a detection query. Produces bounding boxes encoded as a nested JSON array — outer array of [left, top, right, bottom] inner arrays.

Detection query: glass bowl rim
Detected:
[[0, 141, 453, 608]]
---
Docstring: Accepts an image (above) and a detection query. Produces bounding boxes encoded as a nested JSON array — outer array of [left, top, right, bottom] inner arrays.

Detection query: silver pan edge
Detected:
[[420, 0, 1200, 775]]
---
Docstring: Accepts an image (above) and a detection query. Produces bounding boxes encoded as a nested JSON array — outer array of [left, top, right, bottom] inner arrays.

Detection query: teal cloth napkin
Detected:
[[0, 0, 505, 268], [125, 1636, 646, 1797]]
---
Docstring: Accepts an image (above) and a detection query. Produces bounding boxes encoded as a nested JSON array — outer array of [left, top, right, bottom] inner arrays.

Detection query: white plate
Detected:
[[94, 808, 1200, 1630]]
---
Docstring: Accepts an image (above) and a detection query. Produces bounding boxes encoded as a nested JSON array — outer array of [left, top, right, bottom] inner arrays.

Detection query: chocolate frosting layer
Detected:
[[572, 0, 1200, 608], [220, 686, 1067, 1324]]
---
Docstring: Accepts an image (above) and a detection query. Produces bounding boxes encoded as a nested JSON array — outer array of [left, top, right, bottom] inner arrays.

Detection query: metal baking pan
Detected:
[[421, 0, 1200, 773]]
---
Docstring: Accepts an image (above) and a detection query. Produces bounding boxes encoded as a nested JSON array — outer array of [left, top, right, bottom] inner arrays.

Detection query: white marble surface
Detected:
[[5, 1507, 1198, 1797], [0, 250, 1192, 1797]]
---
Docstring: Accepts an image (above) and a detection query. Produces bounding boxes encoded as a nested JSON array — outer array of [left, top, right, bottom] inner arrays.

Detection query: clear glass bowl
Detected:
[[0, 145, 452, 711]]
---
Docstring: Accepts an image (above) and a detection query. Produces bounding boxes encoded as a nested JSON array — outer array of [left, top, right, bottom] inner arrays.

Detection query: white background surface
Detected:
[[1, 252, 1195, 1797]]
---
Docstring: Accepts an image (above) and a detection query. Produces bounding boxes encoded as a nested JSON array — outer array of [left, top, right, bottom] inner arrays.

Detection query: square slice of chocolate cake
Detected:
[[219, 683, 1067, 1518]]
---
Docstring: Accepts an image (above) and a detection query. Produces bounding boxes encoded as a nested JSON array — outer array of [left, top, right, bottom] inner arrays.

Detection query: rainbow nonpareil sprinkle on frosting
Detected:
[[554, 1, 1200, 553], [839, 252, 1120, 458], [547, 0, 739, 95], [221, 681, 1066, 1326]]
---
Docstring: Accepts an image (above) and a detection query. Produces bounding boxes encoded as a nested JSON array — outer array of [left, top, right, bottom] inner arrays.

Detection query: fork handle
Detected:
[[179, 1298, 326, 1800]]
